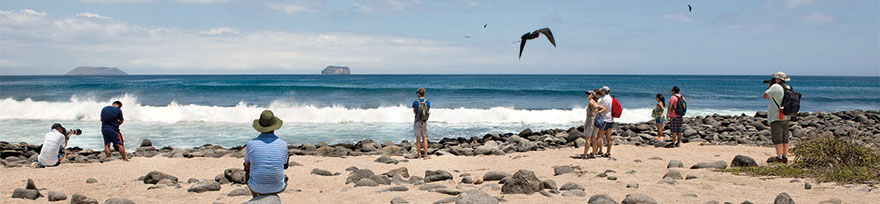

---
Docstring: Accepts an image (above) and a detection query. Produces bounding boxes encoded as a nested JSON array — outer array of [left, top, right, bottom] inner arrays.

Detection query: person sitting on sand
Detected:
[[100, 101, 128, 161], [594, 86, 615, 157], [413, 88, 431, 159], [583, 89, 604, 159], [245, 110, 290, 198], [667, 86, 685, 148], [31, 123, 72, 168], [652, 94, 666, 143], [764, 72, 793, 164]]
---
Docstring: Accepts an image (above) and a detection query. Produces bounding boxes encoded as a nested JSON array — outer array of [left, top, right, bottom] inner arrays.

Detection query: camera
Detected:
[[64, 128, 82, 136], [763, 79, 773, 84]]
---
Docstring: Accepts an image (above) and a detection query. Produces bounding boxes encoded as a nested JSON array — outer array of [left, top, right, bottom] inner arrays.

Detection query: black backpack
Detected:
[[773, 84, 801, 116], [674, 95, 687, 116]]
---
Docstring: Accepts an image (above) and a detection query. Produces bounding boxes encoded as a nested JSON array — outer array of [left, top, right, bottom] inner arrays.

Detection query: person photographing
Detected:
[[763, 72, 800, 164], [31, 123, 81, 168]]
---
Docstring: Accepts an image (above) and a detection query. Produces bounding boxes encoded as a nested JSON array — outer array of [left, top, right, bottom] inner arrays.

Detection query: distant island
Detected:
[[321, 66, 350, 75], [65, 66, 128, 75]]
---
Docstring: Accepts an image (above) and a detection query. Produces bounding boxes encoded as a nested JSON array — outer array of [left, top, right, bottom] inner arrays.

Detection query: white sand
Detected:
[[2, 143, 877, 204]]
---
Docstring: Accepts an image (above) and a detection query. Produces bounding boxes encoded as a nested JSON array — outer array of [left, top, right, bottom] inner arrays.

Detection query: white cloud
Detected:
[[786, 0, 812, 8], [661, 14, 693, 23], [76, 12, 112, 19], [267, 2, 319, 14], [80, 0, 151, 3], [803, 12, 836, 23], [200, 27, 239, 35], [174, 0, 228, 4], [352, 3, 374, 13], [0, 9, 49, 25]]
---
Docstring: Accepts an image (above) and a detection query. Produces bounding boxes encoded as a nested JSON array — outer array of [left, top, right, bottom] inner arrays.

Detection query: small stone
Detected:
[[390, 196, 410, 204], [553, 166, 575, 176], [228, 188, 250, 197], [626, 183, 639, 188], [380, 185, 409, 192], [621, 193, 658, 204], [103, 198, 135, 204], [500, 170, 542, 195], [461, 176, 474, 184], [244, 194, 281, 204], [731, 155, 758, 167], [789, 179, 801, 183], [86, 178, 98, 183], [374, 155, 399, 164], [667, 160, 684, 168], [429, 188, 460, 195], [71, 194, 99, 204], [187, 181, 221, 193], [289, 161, 303, 166], [355, 178, 379, 187], [559, 182, 584, 191], [686, 175, 698, 180], [561, 189, 587, 197], [663, 170, 683, 180], [48, 191, 67, 201], [588, 194, 618, 204], [418, 183, 447, 191], [11, 188, 40, 200], [482, 171, 510, 181], [658, 177, 677, 185], [541, 179, 557, 190], [607, 176, 617, 181], [434, 197, 458, 204], [690, 161, 728, 169], [819, 198, 842, 204], [539, 190, 554, 197], [774, 192, 794, 204], [683, 193, 698, 198], [804, 182, 812, 190], [26, 178, 37, 189], [345, 166, 359, 171], [187, 178, 199, 184], [311, 168, 334, 176]]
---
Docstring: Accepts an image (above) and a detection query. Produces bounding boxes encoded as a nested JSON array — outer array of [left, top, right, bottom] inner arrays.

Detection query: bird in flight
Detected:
[[484, 24, 487, 28], [518, 28, 556, 59], [464, 36, 471, 38], [688, 4, 692, 12]]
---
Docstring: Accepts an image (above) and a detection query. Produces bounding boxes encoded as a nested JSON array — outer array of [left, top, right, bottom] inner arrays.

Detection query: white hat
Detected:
[[600, 86, 610, 92], [772, 72, 791, 81]]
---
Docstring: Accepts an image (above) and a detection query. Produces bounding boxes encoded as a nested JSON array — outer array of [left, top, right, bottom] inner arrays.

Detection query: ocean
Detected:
[[1, 75, 877, 150]]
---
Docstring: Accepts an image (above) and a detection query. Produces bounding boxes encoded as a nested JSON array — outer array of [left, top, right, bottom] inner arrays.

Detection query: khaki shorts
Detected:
[[414, 121, 428, 138], [771, 121, 790, 145]]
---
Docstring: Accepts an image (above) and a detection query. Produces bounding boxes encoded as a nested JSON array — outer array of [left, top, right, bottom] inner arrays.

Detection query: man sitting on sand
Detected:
[[31, 123, 72, 168], [100, 101, 128, 161], [413, 88, 431, 159], [245, 110, 290, 197]]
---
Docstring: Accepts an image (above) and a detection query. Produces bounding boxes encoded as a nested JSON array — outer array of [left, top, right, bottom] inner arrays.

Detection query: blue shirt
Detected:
[[245, 133, 289, 194], [100, 106, 124, 131], [412, 98, 431, 112]]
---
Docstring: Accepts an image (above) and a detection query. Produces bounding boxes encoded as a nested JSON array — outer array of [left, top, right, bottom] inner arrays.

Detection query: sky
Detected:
[[0, 0, 877, 75]]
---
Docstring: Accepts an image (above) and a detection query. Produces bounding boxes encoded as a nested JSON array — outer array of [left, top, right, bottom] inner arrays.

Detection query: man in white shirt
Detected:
[[763, 72, 792, 164], [31, 123, 70, 168], [595, 86, 615, 157]]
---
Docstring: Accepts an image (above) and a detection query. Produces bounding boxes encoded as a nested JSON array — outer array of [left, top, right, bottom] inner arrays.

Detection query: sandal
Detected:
[[603, 153, 610, 158]]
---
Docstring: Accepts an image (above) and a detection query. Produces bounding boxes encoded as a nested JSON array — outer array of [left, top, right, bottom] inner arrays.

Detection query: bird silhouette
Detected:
[[484, 24, 487, 28], [518, 28, 556, 59], [688, 4, 692, 12], [464, 36, 471, 38]]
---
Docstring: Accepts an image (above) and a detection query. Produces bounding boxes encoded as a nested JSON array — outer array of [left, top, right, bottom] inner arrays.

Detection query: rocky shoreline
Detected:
[[2, 110, 878, 168]]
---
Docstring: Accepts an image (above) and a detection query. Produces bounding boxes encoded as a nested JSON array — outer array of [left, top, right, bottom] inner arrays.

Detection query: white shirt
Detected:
[[765, 84, 791, 123], [600, 94, 614, 122], [37, 130, 66, 166]]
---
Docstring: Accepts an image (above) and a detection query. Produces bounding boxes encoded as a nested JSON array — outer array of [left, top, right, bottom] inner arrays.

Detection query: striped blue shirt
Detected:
[[245, 133, 288, 194]]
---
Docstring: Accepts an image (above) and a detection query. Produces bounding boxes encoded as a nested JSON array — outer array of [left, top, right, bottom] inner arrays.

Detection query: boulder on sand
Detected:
[[501, 170, 542, 195], [456, 190, 498, 204], [690, 161, 728, 169], [143, 171, 178, 184], [731, 155, 758, 167]]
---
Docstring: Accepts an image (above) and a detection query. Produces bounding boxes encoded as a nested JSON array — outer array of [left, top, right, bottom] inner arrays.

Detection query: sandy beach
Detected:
[[2, 143, 876, 204]]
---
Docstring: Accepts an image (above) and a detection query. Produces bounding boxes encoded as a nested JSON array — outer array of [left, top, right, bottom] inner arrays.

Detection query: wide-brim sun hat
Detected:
[[772, 71, 791, 81], [253, 110, 283, 133], [600, 86, 610, 92]]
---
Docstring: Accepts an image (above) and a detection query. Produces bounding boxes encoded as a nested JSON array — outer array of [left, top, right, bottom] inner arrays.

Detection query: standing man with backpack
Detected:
[[595, 86, 616, 157], [413, 88, 431, 159], [764, 72, 799, 164], [667, 86, 686, 148]]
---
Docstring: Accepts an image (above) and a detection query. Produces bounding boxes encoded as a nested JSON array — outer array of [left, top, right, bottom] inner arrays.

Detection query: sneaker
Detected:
[[781, 156, 789, 164], [767, 157, 782, 164], [675, 142, 681, 147]]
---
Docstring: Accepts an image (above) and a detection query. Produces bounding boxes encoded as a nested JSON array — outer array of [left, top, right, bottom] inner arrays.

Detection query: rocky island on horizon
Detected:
[[65, 66, 128, 76], [321, 66, 350, 75]]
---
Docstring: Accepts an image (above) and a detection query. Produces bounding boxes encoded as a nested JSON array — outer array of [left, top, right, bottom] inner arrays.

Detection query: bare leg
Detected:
[[582, 134, 591, 155], [655, 123, 664, 140], [774, 144, 784, 157], [421, 136, 430, 159], [593, 130, 605, 154], [117, 144, 128, 161], [604, 129, 613, 155], [783, 143, 790, 156], [103, 144, 112, 157], [415, 136, 423, 159]]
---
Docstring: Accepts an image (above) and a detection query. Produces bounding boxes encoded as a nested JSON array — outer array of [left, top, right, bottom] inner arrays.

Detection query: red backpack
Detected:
[[611, 97, 622, 118]]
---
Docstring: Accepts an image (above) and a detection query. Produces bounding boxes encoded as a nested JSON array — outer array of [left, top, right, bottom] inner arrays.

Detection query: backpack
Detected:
[[673, 95, 687, 116], [611, 97, 622, 118], [774, 84, 801, 116], [416, 99, 430, 122]]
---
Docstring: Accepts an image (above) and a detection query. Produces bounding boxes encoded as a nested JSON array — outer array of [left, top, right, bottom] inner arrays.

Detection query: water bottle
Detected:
[[778, 107, 784, 120]]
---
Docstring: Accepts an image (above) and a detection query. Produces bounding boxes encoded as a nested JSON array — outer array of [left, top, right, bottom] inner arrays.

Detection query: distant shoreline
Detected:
[[1, 74, 878, 77]]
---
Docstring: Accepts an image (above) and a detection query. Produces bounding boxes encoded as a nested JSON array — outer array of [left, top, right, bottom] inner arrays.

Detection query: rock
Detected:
[[647, 157, 663, 161], [380, 185, 409, 192], [539, 190, 554, 198], [140, 139, 152, 147], [48, 191, 67, 201], [321, 66, 351, 75], [562, 189, 587, 197], [626, 183, 639, 188], [621, 193, 657, 204], [682, 193, 698, 198], [71, 194, 99, 204], [686, 175, 698, 180], [355, 178, 378, 187], [703, 201, 720, 204], [479, 184, 501, 191], [382, 167, 410, 178], [371, 175, 391, 185], [789, 179, 801, 183], [391, 196, 409, 204], [425, 170, 453, 183], [658, 177, 677, 185], [667, 160, 684, 168], [461, 176, 474, 184], [473, 145, 502, 155], [435, 197, 459, 204], [346, 169, 376, 184], [500, 170, 542, 195], [575, 138, 586, 147], [731, 155, 758, 167], [103, 198, 135, 204], [553, 166, 575, 176], [519, 128, 533, 137], [819, 198, 842, 204], [215, 174, 230, 184], [588, 194, 619, 204], [86, 178, 98, 183], [804, 182, 812, 190], [391, 196, 410, 204], [11, 188, 40, 200], [228, 188, 250, 197], [157, 178, 176, 186], [482, 171, 510, 181], [26, 178, 37, 189], [774, 192, 794, 204], [559, 182, 584, 191], [311, 168, 334, 176], [289, 161, 303, 166], [186, 178, 199, 184], [419, 183, 447, 191], [224, 168, 247, 184], [429, 188, 461, 195], [244, 194, 282, 204], [187, 181, 221, 193], [607, 176, 617, 181], [690, 161, 728, 169], [663, 170, 683, 180], [541, 179, 557, 190], [374, 155, 399, 164], [147, 185, 164, 190], [144, 171, 178, 184]]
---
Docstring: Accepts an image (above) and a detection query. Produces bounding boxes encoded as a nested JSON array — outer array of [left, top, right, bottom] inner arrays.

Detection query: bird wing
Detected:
[[519, 39, 527, 59], [536, 28, 556, 47], [688, 5, 692, 11]]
